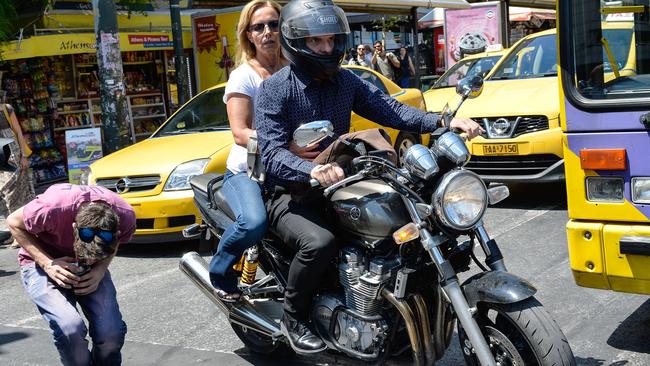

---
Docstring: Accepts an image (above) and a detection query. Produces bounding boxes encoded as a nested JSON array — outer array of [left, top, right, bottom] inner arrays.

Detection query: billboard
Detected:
[[444, 2, 503, 68]]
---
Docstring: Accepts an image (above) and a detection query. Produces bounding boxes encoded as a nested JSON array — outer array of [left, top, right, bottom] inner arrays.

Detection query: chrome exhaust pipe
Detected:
[[409, 293, 436, 364], [179, 252, 281, 338], [382, 288, 424, 366]]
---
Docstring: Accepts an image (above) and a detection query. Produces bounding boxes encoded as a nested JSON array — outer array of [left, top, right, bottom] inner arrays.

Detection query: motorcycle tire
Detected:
[[457, 297, 576, 366], [231, 323, 295, 357]]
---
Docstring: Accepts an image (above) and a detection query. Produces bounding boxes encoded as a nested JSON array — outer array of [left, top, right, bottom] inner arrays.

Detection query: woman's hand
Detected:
[[449, 118, 485, 140], [289, 141, 320, 161], [43, 256, 81, 289]]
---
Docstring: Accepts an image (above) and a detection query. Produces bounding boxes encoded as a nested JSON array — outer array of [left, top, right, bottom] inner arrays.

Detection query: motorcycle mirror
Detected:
[[403, 144, 439, 180], [0, 137, 16, 172], [456, 75, 484, 99], [293, 120, 334, 148]]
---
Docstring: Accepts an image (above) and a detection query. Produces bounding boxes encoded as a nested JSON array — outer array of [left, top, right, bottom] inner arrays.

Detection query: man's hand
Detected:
[[449, 118, 485, 140], [310, 163, 344, 187], [74, 264, 106, 295], [289, 141, 320, 161], [43, 256, 81, 289]]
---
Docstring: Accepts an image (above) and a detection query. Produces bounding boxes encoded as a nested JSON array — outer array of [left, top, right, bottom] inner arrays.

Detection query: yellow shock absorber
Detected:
[[241, 245, 259, 285], [232, 254, 245, 273]]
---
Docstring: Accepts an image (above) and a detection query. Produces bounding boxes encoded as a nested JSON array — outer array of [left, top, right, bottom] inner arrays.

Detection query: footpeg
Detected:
[[183, 223, 205, 238]]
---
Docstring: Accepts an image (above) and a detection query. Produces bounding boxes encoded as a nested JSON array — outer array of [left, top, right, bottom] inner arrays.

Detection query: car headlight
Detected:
[[432, 170, 487, 230], [164, 159, 209, 191]]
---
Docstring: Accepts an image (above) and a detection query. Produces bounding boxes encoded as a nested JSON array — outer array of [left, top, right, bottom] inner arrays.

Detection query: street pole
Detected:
[[170, 0, 188, 106], [93, 0, 131, 154], [410, 6, 421, 89]]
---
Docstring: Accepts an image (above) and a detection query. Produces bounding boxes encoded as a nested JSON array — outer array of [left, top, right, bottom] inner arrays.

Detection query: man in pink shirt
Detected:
[[7, 183, 136, 366]]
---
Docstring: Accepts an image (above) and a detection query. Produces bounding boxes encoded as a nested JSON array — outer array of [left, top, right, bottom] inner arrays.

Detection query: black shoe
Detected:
[[280, 314, 326, 354]]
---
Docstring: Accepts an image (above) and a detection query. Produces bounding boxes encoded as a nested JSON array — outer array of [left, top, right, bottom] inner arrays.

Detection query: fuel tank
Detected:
[[330, 179, 410, 249]]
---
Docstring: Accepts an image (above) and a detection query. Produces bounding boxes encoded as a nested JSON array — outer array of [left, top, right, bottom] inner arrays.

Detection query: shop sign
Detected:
[[194, 15, 220, 52], [59, 39, 96, 52], [444, 1, 502, 68], [65, 128, 103, 184], [128, 34, 173, 48]]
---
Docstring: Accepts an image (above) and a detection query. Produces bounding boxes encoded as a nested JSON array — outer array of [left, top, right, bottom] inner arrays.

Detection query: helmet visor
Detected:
[[282, 4, 350, 40]]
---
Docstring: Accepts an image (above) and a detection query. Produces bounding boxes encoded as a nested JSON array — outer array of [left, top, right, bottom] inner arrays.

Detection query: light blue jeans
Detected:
[[209, 170, 267, 293], [20, 262, 127, 366]]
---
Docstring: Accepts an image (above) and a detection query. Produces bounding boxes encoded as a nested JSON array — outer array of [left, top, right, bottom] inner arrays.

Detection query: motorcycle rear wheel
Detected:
[[231, 323, 295, 357], [458, 297, 575, 366]]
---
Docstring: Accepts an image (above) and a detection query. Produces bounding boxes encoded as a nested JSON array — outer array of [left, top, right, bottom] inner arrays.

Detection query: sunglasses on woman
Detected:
[[248, 20, 279, 33], [77, 227, 115, 244]]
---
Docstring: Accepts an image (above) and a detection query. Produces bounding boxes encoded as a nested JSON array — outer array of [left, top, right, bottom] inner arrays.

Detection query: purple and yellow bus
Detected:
[[559, 1, 650, 294]]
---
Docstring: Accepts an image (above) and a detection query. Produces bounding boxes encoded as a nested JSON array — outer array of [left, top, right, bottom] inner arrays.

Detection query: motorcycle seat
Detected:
[[189, 173, 236, 221]]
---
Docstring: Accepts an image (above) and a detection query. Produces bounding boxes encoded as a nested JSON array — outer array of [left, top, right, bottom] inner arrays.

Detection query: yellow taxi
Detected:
[[443, 24, 634, 183], [431, 29, 563, 183], [83, 65, 430, 243], [423, 47, 508, 114]]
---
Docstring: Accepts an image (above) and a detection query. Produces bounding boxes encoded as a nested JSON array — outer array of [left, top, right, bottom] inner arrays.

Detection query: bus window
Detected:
[[565, 2, 648, 101]]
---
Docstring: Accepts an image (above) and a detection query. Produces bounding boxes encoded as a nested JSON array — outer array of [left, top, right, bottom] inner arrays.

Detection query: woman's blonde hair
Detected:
[[235, 0, 283, 66]]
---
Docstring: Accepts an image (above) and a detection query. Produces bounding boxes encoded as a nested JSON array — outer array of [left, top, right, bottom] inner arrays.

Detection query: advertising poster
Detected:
[[65, 128, 103, 184], [444, 2, 502, 68]]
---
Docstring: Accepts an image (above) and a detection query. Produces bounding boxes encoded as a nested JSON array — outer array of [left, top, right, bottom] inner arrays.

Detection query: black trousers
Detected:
[[265, 190, 338, 320]]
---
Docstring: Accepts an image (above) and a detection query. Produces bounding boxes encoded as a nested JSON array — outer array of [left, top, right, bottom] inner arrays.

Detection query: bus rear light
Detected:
[[579, 149, 626, 171], [632, 178, 650, 204], [586, 177, 624, 203]]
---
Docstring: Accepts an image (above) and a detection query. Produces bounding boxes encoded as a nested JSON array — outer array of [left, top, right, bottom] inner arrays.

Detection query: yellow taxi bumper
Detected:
[[124, 189, 200, 243]]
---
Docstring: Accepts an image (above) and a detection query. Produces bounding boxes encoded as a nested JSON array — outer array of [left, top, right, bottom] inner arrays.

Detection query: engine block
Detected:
[[338, 247, 397, 316]]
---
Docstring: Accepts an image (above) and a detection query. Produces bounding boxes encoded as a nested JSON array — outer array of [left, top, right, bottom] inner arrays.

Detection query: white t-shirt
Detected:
[[223, 63, 263, 174]]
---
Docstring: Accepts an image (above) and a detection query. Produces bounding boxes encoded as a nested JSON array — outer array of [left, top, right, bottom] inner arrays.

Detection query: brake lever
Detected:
[[323, 170, 368, 196]]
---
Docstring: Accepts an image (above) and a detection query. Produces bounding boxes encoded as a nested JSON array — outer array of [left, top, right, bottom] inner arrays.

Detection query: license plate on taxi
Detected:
[[482, 144, 518, 155]]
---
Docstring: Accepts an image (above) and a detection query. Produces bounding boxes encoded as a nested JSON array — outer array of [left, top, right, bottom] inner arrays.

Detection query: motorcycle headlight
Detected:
[[164, 159, 209, 191], [432, 170, 487, 230]]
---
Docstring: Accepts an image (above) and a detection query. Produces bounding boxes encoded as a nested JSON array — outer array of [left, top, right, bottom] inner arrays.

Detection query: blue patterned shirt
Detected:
[[255, 65, 440, 186]]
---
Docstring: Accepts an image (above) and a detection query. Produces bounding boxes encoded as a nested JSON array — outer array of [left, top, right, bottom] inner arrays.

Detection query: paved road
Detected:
[[1, 182, 650, 365]]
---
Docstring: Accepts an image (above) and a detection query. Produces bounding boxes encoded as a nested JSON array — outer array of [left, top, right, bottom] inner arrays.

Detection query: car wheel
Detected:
[[395, 132, 418, 166]]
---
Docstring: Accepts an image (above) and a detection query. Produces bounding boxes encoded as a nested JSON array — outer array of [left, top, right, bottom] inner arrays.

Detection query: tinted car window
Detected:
[[491, 34, 557, 80], [155, 87, 229, 136], [434, 55, 501, 88], [349, 68, 388, 94]]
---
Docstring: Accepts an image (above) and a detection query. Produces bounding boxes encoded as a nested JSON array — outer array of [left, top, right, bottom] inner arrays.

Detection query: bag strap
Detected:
[[206, 174, 225, 209]]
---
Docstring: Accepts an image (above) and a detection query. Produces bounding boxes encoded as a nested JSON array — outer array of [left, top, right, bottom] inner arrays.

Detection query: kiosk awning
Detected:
[[0, 31, 193, 61], [418, 5, 555, 28]]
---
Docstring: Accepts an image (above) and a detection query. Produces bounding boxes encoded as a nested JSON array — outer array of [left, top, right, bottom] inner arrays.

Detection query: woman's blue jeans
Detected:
[[209, 170, 267, 292], [20, 263, 127, 366]]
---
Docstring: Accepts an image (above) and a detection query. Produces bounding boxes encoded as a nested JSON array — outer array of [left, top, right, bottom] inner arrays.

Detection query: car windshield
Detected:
[[433, 55, 501, 88], [154, 87, 229, 137], [491, 33, 557, 80]]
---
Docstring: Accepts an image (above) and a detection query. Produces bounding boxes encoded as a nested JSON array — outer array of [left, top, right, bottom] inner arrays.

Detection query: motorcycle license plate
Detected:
[[482, 143, 518, 155]]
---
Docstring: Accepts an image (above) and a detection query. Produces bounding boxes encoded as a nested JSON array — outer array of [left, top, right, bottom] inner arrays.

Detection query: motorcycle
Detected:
[[179, 76, 576, 366]]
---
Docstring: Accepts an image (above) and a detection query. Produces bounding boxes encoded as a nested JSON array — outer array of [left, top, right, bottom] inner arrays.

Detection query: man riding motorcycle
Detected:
[[255, 0, 484, 354]]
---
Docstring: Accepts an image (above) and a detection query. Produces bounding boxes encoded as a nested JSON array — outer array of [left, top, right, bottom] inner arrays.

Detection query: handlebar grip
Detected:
[[309, 178, 320, 187]]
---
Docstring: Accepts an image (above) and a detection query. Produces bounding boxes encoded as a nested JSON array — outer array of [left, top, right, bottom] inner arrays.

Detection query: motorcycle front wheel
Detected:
[[458, 297, 576, 366]]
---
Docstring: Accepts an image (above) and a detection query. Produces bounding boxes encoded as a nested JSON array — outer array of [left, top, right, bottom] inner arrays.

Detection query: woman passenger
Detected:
[[208, 0, 286, 302]]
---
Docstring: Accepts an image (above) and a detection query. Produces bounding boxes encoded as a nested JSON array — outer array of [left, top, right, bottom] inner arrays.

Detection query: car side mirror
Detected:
[[293, 120, 334, 148], [456, 75, 484, 99]]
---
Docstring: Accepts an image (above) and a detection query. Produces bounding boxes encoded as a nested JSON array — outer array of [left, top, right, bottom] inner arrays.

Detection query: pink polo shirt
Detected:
[[18, 183, 136, 267]]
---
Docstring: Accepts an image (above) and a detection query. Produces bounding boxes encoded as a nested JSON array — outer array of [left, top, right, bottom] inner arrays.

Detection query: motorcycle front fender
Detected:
[[461, 270, 537, 308]]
